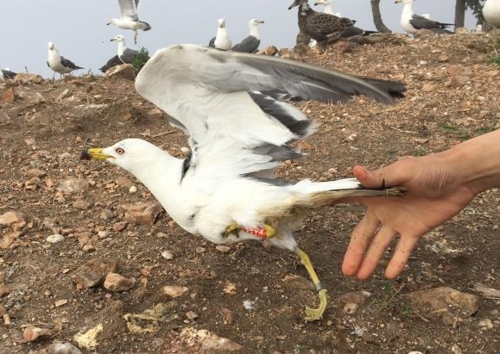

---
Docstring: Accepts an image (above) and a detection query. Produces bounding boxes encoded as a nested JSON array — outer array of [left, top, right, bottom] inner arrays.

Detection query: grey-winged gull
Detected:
[[110, 35, 139, 64], [208, 19, 232, 50], [107, 0, 151, 44], [1, 68, 17, 81], [483, 0, 500, 28], [232, 19, 265, 53], [289, 0, 356, 50], [82, 44, 406, 322], [314, 0, 342, 16], [395, 0, 454, 34], [99, 55, 123, 73], [46, 42, 83, 79]]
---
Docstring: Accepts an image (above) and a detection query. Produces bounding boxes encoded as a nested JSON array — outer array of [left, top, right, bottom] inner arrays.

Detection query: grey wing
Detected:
[[60, 56, 83, 70], [120, 48, 138, 63], [410, 14, 452, 29], [231, 36, 260, 53], [118, 0, 138, 20], [208, 37, 216, 47]]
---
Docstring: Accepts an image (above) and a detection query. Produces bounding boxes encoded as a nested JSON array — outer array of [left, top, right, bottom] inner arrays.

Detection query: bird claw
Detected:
[[223, 222, 239, 237], [304, 289, 327, 322]]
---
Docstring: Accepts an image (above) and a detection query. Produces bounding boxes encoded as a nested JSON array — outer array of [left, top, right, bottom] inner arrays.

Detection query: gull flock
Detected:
[[3, 0, 500, 322]]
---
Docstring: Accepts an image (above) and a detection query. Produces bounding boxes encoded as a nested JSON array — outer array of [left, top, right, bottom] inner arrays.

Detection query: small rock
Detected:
[[107, 64, 135, 81], [186, 311, 199, 321], [216, 245, 231, 253], [451, 344, 463, 354], [25, 177, 40, 190], [422, 83, 435, 92], [23, 325, 52, 342], [74, 259, 118, 288], [129, 185, 137, 194], [100, 209, 114, 220], [176, 327, 244, 352], [27, 168, 47, 178], [58, 177, 89, 194], [0, 211, 27, 231], [163, 285, 188, 298], [0, 284, 12, 297], [54, 299, 68, 307], [46, 234, 65, 243], [113, 221, 128, 232], [73, 199, 91, 210], [260, 45, 278, 56], [282, 274, 314, 291], [115, 176, 134, 189], [449, 76, 470, 88], [119, 202, 163, 225], [2, 88, 16, 103], [478, 318, 493, 331], [196, 247, 206, 254], [437, 54, 449, 63], [161, 250, 174, 260], [221, 308, 233, 324], [46, 341, 83, 354], [343, 303, 359, 315], [0, 110, 11, 124], [57, 88, 70, 101], [149, 107, 164, 120], [103, 273, 135, 292], [339, 290, 372, 305]]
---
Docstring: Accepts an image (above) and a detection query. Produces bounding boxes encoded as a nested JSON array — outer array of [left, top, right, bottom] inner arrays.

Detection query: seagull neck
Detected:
[[324, 2, 336, 15], [402, 2, 414, 17], [249, 25, 260, 39], [117, 41, 127, 56], [217, 27, 228, 38]]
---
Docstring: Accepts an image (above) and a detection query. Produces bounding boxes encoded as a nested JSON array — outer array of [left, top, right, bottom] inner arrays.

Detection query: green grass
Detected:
[[132, 47, 150, 73]]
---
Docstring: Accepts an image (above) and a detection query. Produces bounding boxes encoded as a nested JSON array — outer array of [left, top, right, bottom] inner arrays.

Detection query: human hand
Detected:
[[341, 155, 477, 280]]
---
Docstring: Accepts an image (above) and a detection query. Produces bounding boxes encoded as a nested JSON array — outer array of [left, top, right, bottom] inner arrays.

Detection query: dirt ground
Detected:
[[1, 32, 500, 354]]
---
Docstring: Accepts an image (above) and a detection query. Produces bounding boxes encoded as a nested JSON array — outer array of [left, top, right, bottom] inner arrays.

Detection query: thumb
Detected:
[[352, 165, 386, 189]]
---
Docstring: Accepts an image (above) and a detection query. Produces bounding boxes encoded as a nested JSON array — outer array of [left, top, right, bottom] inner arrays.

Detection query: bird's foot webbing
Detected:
[[296, 248, 328, 322], [223, 223, 277, 239]]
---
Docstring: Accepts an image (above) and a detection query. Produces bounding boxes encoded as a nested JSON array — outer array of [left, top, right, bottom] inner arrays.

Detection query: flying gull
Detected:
[[232, 19, 265, 53], [288, 0, 356, 50], [107, 0, 151, 44], [1, 68, 17, 81], [395, 0, 454, 35], [483, 0, 500, 28], [46, 42, 83, 79], [110, 35, 139, 64], [82, 44, 406, 321], [208, 19, 232, 50], [99, 55, 124, 73], [314, 0, 342, 16]]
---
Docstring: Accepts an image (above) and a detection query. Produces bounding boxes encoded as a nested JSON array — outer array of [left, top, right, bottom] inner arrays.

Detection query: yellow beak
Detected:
[[80, 148, 112, 161]]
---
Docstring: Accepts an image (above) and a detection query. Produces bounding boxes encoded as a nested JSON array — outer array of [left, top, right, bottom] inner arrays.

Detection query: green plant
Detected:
[[486, 53, 500, 68], [132, 47, 150, 73]]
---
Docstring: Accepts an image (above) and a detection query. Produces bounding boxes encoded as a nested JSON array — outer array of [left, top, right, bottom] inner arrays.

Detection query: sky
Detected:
[[2, 0, 479, 78]]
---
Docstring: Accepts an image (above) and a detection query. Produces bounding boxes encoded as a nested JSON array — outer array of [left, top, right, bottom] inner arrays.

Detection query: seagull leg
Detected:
[[223, 223, 277, 239], [134, 30, 138, 45], [295, 247, 327, 322]]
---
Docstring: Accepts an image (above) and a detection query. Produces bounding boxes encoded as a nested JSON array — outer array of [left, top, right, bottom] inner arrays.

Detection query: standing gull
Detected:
[[288, 0, 356, 50], [209, 19, 232, 50], [82, 44, 406, 321], [107, 0, 151, 44], [483, 0, 500, 28], [395, 0, 454, 35], [314, 0, 342, 16], [46, 42, 83, 79], [110, 35, 139, 64], [1, 68, 17, 81], [232, 19, 265, 53]]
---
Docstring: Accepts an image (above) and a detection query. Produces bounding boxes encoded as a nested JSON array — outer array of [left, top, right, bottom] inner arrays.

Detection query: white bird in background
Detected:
[[314, 0, 342, 17], [483, 0, 500, 28], [208, 19, 232, 50], [107, 0, 152, 44], [110, 35, 138, 64], [232, 19, 265, 53], [83, 44, 406, 321], [395, 0, 454, 34], [46, 42, 83, 79]]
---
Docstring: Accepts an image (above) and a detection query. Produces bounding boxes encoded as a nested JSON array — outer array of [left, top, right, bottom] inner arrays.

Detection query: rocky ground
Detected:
[[0, 32, 500, 354]]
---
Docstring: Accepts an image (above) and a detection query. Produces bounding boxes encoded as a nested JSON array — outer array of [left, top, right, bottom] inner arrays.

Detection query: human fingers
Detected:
[[384, 232, 421, 279], [355, 224, 398, 280], [342, 211, 381, 276]]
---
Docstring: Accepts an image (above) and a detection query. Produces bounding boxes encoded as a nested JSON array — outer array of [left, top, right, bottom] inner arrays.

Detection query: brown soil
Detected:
[[1, 33, 499, 353]]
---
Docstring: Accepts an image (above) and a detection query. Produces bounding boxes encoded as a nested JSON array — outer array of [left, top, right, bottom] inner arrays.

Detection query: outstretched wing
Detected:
[[135, 44, 404, 181], [118, 0, 138, 20]]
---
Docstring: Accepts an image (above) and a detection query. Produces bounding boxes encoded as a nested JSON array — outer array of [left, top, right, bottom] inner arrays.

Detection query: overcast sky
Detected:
[[2, 0, 478, 78]]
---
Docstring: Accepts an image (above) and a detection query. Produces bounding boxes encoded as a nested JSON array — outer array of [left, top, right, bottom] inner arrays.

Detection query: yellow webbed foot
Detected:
[[304, 289, 327, 322]]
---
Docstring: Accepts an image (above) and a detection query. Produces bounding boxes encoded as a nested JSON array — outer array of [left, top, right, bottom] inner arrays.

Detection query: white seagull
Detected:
[[232, 19, 265, 53], [395, 0, 454, 34], [110, 35, 138, 64], [208, 19, 232, 50], [314, 0, 342, 17], [83, 44, 406, 321], [483, 0, 500, 28], [46, 42, 83, 79], [107, 0, 151, 44]]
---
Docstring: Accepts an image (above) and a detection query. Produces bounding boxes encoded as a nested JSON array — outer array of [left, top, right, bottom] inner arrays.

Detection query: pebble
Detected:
[[162, 285, 188, 298], [58, 177, 89, 194], [74, 259, 118, 288], [104, 272, 136, 292], [23, 325, 52, 342], [46, 342, 83, 354], [185, 311, 199, 321], [161, 250, 174, 260], [0, 284, 12, 297], [479, 318, 493, 331], [113, 221, 128, 232], [215, 245, 231, 253], [129, 185, 137, 194], [46, 234, 65, 243], [282, 274, 314, 291]]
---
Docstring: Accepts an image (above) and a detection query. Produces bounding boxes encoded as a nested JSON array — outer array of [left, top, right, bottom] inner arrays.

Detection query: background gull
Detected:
[[314, 0, 342, 16], [46, 42, 83, 79], [110, 35, 139, 64], [208, 19, 232, 50], [1, 68, 17, 81], [99, 55, 124, 73], [83, 44, 406, 321], [395, 0, 454, 34], [232, 19, 265, 53], [107, 0, 152, 44]]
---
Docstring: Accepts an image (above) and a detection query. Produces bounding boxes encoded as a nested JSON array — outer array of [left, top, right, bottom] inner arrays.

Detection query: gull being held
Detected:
[[232, 19, 265, 53], [83, 44, 406, 321], [107, 0, 151, 44], [46, 42, 83, 79]]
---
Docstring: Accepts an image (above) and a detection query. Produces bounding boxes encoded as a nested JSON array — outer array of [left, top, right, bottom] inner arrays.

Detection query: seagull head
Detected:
[[110, 35, 125, 43], [288, 0, 308, 10], [313, 0, 330, 5], [82, 139, 162, 176], [107, 18, 118, 26], [249, 19, 265, 27], [395, 0, 413, 4], [217, 19, 227, 28], [47, 42, 55, 50]]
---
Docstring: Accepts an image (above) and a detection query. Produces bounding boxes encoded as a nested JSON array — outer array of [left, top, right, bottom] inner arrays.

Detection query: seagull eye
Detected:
[[116, 148, 125, 155]]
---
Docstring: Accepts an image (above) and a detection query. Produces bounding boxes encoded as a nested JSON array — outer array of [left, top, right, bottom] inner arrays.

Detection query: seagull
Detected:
[[99, 55, 124, 73], [82, 44, 406, 321], [46, 42, 83, 79], [111, 35, 139, 64], [288, 0, 356, 50], [1, 68, 17, 81], [209, 19, 232, 50], [232, 19, 265, 53], [483, 0, 500, 28], [395, 0, 454, 35], [314, 0, 342, 17], [107, 0, 151, 44]]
